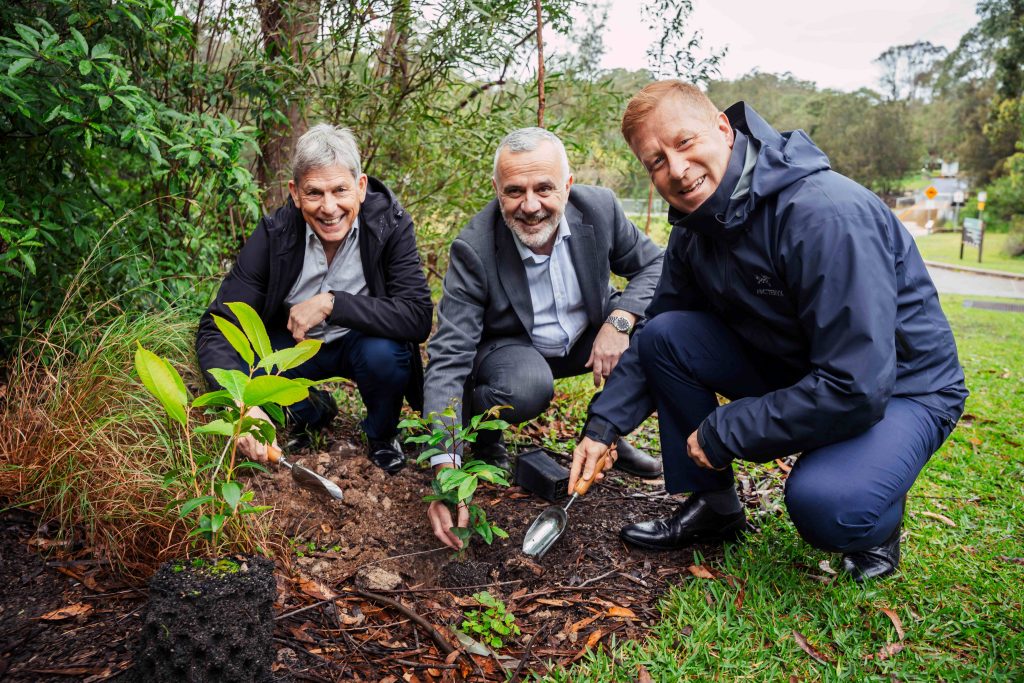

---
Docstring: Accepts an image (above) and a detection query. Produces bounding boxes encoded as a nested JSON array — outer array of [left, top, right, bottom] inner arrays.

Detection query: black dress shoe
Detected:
[[612, 439, 663, 478], [471, 440, 512, 472], [367, 437, 406, 474], [840, 520, 902, 583], [619, 492, 746, 551], [284, 428, 316, 454]]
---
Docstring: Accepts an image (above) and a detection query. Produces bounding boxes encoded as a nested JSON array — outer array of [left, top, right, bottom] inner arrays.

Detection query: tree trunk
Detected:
[[256, 0, 319, 209]]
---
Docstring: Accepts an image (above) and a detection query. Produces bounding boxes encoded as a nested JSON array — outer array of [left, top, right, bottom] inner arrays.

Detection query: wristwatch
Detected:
[[605, 314, 633, 334]]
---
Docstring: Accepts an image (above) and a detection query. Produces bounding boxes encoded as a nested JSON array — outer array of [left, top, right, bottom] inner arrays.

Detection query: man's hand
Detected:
[[288, 291, 334, 342], [428, 462, 471, 550], [237, 405, 278, 462], [686, 429, 721, 470], [569, 437, 617, 493], [585, 310, 635, 387]]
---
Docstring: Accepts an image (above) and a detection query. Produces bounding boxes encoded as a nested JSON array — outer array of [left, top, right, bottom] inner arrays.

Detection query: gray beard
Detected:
[[502, 210, 561, 250]]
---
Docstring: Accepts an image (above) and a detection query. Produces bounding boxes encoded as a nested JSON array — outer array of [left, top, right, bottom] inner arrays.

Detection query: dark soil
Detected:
[[0, 407, 791, 681]]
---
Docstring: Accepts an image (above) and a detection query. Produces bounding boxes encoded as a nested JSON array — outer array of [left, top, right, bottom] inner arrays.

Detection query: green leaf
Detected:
[[226, 302, 272, 361], [492, 525, 509, 539], [220, 481, 242, 512], [135, 344, 188, 426], [243, 375, 309, 407], [257, 339, 322, 373], [69, 27, 88, 55], [188, 150, 201, 167], [179, 495, 215, 517], [263, 402, 285, 425], [194, 419, 236, 437], [8, 57, 34, 77], [78, 60, 92, 76], [457, 475, 478, 503], [97, 95, 112, 111], [209, 514, 226, 533], [212, 314, 254, 366], [191, 389, 235, 408], [19, 251, 36, 276], [208, 368, 249, 404]]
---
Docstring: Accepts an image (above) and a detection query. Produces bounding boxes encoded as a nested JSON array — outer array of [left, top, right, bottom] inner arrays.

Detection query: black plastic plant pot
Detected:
[[514, 447, 570, 503], [131, 555, 276, 683]]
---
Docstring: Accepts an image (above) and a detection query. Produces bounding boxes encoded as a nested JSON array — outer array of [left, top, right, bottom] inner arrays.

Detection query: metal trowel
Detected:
[[522, 450, 611, 558], [268, 445, 344, 501]]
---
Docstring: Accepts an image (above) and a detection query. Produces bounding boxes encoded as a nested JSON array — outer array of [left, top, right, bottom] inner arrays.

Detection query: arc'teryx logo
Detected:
[[753, 272, 784, 297]]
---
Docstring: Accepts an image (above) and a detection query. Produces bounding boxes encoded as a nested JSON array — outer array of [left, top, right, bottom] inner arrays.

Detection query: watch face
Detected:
[[609, 316, 629, 332]]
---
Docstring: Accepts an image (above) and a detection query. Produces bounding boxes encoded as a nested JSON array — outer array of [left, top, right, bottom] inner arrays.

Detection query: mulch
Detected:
[[0, 424, 793, 682]]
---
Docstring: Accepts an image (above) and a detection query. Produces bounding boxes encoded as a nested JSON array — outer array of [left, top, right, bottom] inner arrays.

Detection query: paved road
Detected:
[[924, 263, 1024, 299]]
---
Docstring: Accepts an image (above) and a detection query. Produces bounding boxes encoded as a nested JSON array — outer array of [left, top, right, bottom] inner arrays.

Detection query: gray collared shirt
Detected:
[[284, 220, 368, 343], [511, 216, 588, 358]]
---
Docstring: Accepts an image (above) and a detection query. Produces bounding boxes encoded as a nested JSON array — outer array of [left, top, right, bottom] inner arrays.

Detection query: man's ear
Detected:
[[357, 173, 368, 203], [491, 176, 498, 196], [564, 174, 574, 193], [287, 178, 299, 205], [717, 112, 735, 149]]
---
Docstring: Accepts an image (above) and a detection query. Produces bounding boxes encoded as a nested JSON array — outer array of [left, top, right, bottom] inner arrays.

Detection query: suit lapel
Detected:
[[565, 202, 604, 328], [494, 214, 534, 334]]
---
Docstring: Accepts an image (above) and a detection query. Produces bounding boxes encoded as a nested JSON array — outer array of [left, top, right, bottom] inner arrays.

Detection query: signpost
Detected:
[[960, 217, 984, 263], [952, 190, 965, 234]]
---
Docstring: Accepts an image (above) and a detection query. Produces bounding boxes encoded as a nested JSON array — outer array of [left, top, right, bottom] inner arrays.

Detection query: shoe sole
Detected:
[[619, 519, 747, 551]]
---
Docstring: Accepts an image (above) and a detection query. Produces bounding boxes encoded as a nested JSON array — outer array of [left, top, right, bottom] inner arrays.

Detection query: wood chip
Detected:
[[880, 608, 905, 641], [38, 603, 93, 621], [865, 642, 905, 661], [607, 606, 637, 618], [918, 510, 956, 527], [687, 564, 716, 580], [637, 664, 654, 683], [792, 630, 832, 664]]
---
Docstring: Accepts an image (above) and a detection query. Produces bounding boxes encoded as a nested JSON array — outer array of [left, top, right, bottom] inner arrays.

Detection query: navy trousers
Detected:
[[637, 311, 955, 553], [267, 328, 411, 441]]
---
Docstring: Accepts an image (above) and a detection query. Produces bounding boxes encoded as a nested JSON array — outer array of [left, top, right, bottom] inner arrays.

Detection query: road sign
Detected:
[[977, 190, 987, 211], [953, 190, 965, 206], [961, 217, 984, 263], [925, 186, 938, 200]]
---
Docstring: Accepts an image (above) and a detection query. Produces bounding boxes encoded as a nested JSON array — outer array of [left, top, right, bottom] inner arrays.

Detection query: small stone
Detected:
[[381, 496, 392, 511], [355, 567, 403, 592]]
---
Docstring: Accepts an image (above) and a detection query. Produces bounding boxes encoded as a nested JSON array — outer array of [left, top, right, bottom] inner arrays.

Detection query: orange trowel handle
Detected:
[[267, 444, 282, 464], [573, 448, 613, 497]]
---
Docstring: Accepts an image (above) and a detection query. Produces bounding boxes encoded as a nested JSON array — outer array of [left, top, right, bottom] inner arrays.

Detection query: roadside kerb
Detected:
[[923, 260, 1024, 281]]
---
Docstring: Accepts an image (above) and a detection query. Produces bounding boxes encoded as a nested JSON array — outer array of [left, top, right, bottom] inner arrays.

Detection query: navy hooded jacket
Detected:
[[587, 103, 967, 468]]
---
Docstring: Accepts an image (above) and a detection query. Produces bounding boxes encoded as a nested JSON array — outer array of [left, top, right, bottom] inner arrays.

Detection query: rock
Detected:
[[381, 497, 392, 511], [355, 566, 403, 592]]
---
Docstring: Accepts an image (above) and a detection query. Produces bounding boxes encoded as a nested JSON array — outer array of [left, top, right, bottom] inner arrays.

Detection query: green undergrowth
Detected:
[[535, 295, 1023, 681]]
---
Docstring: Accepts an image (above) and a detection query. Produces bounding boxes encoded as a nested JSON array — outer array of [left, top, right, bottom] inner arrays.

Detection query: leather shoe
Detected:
[[471, 440, 512, 472], [619, 492, 746, 550], [840, 503, 904, 582], [284, 428, 317, 454], [367, 437, 405, 475], [612, 438, 662, 478]]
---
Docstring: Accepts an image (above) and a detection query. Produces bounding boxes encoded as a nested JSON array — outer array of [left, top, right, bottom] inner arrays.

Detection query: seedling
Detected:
[[459, 591, 520, 649], [399, 404, 511, 551], [135, 301, 340, 552]]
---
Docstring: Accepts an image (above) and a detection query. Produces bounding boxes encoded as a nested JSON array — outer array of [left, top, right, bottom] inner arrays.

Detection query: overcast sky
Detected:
[[577, 0, 980, 92]]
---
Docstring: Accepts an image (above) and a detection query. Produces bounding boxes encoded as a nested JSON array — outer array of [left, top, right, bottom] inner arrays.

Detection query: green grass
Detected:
[[914, 232, 1024, 275], [536, 295, 1024, 681]]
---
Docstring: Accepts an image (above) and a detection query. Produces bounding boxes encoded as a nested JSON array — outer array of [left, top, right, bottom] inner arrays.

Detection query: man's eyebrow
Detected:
[[502, 183, 524, 193]]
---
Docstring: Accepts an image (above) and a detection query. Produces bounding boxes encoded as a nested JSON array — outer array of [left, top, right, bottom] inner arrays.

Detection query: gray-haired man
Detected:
[[197, 124, 433, 473], [423, 127, 665, 549]]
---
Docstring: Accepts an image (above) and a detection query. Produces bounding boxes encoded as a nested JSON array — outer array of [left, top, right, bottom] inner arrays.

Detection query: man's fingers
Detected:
[[568, 446, 585, 493]]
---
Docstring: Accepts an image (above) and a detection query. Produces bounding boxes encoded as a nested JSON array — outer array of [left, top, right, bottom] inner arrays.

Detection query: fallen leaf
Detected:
[[426, 668, 442, 677], [774, 458, 792, 473], [444, 649, 461, 665], [680, 625, 693, 637], [637, 664, 654, 683], [585, 629, 604, 648], [733, 586, 745, 610], [568, 613, 602, 634], [880, 608, 905, 641], [818, 560, 837, 575], [535, 598, 572, 607], [865, 642, 905, 661], [996, 555, 1024, 566], [918, 510, 956, 527], [38, 603, 92, 621], [380, 677, 398, 683], [688, 565, 716, 580], [297, 577, 337, 600], [607, 606, 637, 618], [792, 630, 832, 665], [288, 625, 316, 643]]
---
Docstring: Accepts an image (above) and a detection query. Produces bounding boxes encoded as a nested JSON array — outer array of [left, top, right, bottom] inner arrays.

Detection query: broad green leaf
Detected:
[[187, 150, 201, 167], [191, 389, 234, 408], [211, 314, 254, 366], [135, 344, 188, 426], [207, 368, 249, 403], [263, 402, 285, 425], [226, 302, 272, 361], [69, 27, 88, 55], [257, 339, 321, 373], [220, 481, 242, 512], [194, 419, 236, 437], [179, 495, 215, 517], [243, 375, 309, 407], [97, 95, 112, 111], [492, 526, 509, 539], [78, 59, 92, 76], [288, 376, 345, 387], [209, 514, 226, 533], [457, 475, 478, 502], [8, 57, 34, 77]]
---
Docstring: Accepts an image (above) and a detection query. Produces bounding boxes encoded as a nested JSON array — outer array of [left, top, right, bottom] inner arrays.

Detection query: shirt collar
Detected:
[[512, 214, 571, 263]]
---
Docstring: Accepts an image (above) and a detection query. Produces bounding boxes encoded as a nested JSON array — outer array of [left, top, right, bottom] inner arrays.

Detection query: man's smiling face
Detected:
[[627, 94, 735, 214], [492, 141, 573, 254], [288, 165, 368, 248]]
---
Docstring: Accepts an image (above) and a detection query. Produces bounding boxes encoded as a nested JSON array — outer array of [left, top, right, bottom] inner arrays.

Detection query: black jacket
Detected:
[[196, 176, 433, 410], [589, 103, 967, 467]]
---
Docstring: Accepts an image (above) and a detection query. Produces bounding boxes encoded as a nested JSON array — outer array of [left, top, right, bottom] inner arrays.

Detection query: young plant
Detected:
[[458, 591, 520, 650], [135, 301, 338, 551], [399, 404, 511, 550]]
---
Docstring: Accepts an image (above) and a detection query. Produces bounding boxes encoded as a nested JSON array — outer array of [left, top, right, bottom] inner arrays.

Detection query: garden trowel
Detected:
[[521, 449, 611, 559], [267, 445, 344, 501]]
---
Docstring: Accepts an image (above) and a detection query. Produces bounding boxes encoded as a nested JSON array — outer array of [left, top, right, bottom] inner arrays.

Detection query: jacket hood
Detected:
[[671, 102, 831, 235]]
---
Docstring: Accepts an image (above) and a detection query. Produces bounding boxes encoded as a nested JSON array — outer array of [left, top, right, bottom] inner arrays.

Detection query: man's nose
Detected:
[[322, 193, 339, 213], [667, 153, 689, 181], [522, 191, 542, 213]]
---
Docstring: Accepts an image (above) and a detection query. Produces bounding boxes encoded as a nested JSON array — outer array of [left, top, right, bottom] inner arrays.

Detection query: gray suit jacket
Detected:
[[424, 184, 664, 426]]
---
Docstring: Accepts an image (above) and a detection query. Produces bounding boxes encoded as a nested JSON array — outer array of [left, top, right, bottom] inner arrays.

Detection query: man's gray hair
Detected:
[[292, 123, 362, 183], [492, 127, 571, 181]]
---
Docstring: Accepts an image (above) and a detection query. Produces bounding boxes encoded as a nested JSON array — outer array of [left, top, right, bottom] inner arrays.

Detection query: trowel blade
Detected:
[[522, 506, 568, 559], [291, 464, 344, 501]]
